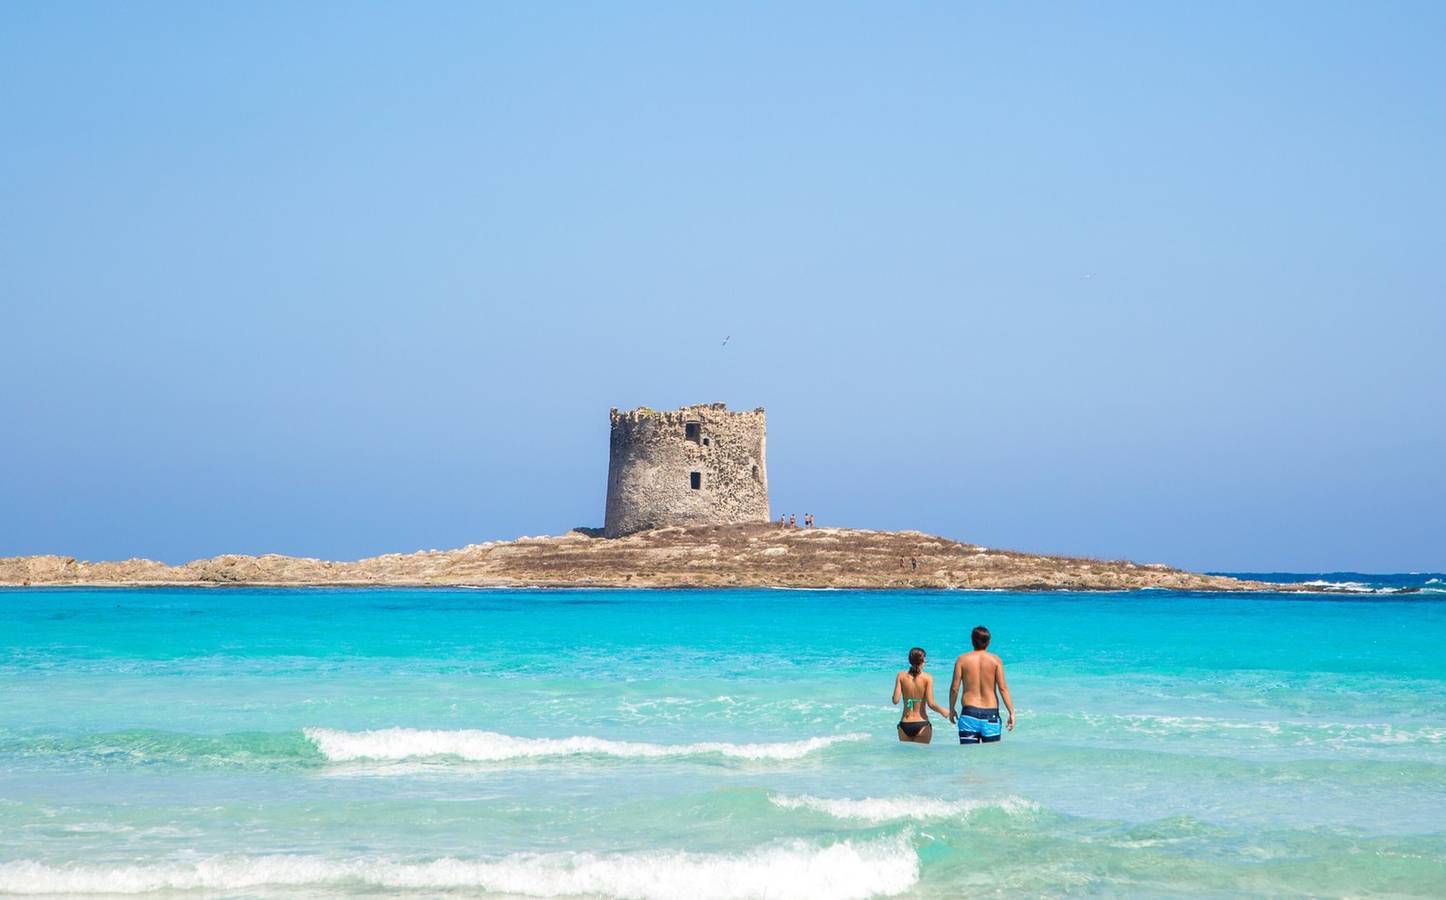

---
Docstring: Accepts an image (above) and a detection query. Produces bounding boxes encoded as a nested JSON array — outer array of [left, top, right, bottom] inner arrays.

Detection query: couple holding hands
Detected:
[[892, 626, 1016, 745]]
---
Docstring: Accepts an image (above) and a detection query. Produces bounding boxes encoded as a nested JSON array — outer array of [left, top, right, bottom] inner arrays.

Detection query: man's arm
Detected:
[[995, 658, 1015, 731], [948, 656, 963, 722]]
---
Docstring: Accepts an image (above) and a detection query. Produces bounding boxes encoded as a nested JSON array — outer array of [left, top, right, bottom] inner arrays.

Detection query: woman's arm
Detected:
[[891, 672, 902, 706], [924, 674, 950, 718], [948, 656, 963, 723]]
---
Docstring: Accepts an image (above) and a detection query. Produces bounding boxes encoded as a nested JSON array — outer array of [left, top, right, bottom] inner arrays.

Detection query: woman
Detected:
[[893, 647, 951, 743]]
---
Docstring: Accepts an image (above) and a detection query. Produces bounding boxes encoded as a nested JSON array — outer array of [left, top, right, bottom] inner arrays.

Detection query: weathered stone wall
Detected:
[[603, 403, 769, 537]]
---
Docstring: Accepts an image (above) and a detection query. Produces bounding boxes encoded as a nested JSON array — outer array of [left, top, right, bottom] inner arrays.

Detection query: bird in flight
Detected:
[[1082, 273, 1096, 280], [721, 335, 731, 347]]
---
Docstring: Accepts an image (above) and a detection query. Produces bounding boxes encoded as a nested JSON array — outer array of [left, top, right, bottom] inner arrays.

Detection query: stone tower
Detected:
[[604, 403, 769, 537]]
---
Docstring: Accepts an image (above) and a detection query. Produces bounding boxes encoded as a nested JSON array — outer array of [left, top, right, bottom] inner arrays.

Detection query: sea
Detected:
[[2, 574, 1444, 897]]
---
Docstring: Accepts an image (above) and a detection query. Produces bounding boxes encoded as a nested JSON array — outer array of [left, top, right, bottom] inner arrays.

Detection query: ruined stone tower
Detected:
[[604, 403, 769, 537]]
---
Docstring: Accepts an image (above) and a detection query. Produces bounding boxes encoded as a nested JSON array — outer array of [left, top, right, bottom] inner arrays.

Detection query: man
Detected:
[[948, 626, 1015, 744]]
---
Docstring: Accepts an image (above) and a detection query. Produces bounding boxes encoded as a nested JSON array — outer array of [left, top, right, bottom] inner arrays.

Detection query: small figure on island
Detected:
[[893, 647, 951, 743], [804, 513, 813, 528], [788, 513, 797, 527], [778, 514, 787, 527], [948, 626, 1016, 744], [910, 557, 917, 572]]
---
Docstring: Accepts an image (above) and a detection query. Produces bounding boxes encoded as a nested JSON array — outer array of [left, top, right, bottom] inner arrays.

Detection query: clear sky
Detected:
[[3, 3, 1443, 572]]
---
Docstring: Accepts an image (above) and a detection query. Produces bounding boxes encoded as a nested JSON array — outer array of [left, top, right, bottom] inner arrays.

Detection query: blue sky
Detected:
[[3, 2, 1442, 571]]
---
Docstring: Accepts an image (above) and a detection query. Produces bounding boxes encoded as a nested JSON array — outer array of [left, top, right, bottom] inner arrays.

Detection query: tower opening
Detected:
[[690, 471, 702, 490], [685, 423, 700, 442], [702, 437, 710, 446], [752, 464, 759, 481]]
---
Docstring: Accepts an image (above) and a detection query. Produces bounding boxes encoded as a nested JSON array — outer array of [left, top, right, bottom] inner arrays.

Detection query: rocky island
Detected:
[[0, 405, 1302, 591], [1, 523, 1279, 591]]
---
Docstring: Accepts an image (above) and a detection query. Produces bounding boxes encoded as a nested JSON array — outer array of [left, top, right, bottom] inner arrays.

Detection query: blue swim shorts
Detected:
[[958, 705, 1002, 744]]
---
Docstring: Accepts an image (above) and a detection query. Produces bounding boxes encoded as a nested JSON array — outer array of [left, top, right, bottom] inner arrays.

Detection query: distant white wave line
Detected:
[[770, 793, 1039, 823], [1299, 580, 1381, 593], [1071, 713, 1446, 743], [0, 839, 916, 899], [303, 727, 869, 762], [763, 585, 844, 591]]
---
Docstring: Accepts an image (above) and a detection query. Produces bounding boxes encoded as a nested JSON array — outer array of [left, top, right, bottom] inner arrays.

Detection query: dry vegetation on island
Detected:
[[1, 524, 1279, 591]]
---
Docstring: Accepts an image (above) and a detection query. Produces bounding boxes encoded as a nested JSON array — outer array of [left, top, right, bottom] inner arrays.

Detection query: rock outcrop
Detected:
[[1, 524, 1284, 591]]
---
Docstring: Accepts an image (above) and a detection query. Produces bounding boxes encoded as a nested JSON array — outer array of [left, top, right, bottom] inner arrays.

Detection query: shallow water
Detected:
[[2, 584, 1444, 897]]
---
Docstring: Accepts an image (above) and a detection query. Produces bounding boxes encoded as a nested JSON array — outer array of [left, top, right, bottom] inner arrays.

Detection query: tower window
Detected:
[[752, 465, 759, 481], [685, 423, 700, 442], [702, 437, 710, 446], [690, 471, 702, 490]]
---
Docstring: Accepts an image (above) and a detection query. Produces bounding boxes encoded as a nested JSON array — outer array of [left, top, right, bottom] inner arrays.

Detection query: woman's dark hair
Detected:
[[908, 647, 926, 676]]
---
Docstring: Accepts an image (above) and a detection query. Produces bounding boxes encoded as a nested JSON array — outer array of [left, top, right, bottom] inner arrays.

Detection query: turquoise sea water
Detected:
[[2, 582, 1444, 897]]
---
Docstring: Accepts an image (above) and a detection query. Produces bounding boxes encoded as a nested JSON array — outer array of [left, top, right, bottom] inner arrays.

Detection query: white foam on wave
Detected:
[[303, 727, 869, 762], [1299, 580, 1378, 593], [763, 585, 844, 591], [1077, 713, 1282, 736], [770, 793, 1039, 823], [1072, 713, 1446, 745], [0, 838, 916, 899]]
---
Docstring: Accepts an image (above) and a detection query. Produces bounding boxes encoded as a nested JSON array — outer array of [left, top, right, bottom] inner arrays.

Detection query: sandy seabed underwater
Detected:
[[2, 579, 1444, 898]]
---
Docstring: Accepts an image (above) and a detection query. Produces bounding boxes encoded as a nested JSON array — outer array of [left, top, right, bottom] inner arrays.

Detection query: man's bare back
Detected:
[[954, 650, 1004, 708], [948, 626, 1016, 739]]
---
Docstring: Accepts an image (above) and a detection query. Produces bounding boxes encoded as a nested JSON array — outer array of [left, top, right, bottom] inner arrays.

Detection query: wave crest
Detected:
[[0, 839, 916, 899], [1299, 580, 1380, 593], [303, 727, 869, 762], [770, 793, 1039, 822]]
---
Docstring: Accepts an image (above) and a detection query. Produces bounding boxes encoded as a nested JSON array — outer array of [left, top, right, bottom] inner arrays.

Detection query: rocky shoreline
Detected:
[[1, 524, 1298, 591]]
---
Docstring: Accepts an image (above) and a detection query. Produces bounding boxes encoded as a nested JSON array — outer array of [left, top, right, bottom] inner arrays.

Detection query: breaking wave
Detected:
[[1067, 713, 1446, 746], [1294, 578, 1444, 595], [0, 838, 917, 898], [1299, 580, 1381, 593], [769, 793, 1039, 822], [303, 727, 869, 762]]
